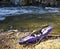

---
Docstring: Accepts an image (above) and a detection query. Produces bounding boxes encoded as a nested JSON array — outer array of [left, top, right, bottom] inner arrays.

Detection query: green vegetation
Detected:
[[0, 13, 60, 35]]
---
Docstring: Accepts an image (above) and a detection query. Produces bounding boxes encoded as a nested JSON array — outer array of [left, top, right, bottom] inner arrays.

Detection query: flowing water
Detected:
[[0, 6, 60, 20]]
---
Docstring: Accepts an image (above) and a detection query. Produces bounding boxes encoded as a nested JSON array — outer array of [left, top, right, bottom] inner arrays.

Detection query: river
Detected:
[[0, 6, 60, 20]]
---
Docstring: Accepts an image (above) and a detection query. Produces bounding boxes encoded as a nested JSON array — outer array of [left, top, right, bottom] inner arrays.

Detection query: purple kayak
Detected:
[[19, 25, 54, 44]]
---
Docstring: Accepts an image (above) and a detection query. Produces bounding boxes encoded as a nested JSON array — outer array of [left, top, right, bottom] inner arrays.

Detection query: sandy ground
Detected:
[[0, 32, 60, 49], [35, 39, 60, 49]]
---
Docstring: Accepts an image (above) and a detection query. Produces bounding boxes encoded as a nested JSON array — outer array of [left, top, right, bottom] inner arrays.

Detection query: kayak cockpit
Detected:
[[19, 25, 54, 44]]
